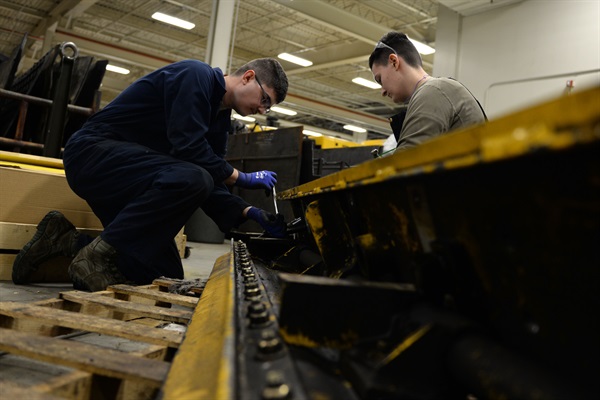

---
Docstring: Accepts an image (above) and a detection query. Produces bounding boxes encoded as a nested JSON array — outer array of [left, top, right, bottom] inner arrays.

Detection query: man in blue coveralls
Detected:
[[12, 57, 289, 292]]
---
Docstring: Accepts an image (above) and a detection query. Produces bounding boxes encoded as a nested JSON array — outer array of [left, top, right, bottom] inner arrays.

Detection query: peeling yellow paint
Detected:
[[334, 180, 348, 189], [375, 166, 397, 179], [390, 204, 420, 252], [279, 328, 320, 348], [280, 327, 360, 349], [377, 324, 432, 368], [305, 201, 325, 241], [356, 233, 376, 249]]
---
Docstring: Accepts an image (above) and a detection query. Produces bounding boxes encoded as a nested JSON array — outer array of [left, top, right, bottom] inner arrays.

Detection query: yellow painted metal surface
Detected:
[[0, 150, 64, 171], [160, 248, 235, 400], [0, 161, 65, 174], [309, 136, 384, 149], [310, 135, 359, 148], [280, 86, 600, 200], [361, 138, 385, 147]]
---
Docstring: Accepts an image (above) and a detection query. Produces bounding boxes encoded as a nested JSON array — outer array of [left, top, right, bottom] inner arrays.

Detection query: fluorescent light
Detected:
[[105, 64, 130, 75], [278, 53, 313, 67], [151, 12, 195, 30], [232, 113, 255, 122], [270, 106, 297, 116], [303, 130, 323, 137], [343, 124, 366, 133], [352, 77, 381, 89], [410, 39, 435, 55]]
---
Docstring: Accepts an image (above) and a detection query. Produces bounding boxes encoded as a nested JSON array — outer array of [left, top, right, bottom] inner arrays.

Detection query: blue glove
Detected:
[[236, 170, 277, 190], [247, 207, 286, 238]]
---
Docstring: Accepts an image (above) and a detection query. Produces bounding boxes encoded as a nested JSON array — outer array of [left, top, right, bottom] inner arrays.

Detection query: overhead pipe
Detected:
[[0, 89, 93, 116]]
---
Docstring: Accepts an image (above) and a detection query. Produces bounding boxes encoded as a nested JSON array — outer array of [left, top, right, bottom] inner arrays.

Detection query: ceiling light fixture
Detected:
[[410, 39, 435, 55], [352, 77, 381, 89], [343, 124, 367, 133], [278, 53, 313, 67], [270, 106, 297, 116], [105, 64, 130, 75], [303, 130, 323, 137], [151, 12, 195, 30], [232, 113, 256, 122]]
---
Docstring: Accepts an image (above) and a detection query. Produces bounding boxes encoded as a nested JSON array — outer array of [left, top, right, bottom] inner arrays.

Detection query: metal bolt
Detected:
[[244, 287, 262, 302], [248, 306, 270, 326], [262, 370, 291, 400], [245, 294, 262, 302], [258, 329, 283, 355], [526, 321, 540, 334], [245, 281, 259, 289], [244, 286, 260, 297], [248, 302, 266, 314]]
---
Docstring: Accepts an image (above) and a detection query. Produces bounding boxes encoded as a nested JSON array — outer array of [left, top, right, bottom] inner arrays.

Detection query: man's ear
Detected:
[[242, 69, 255, 84], [390, 54, 400, 70]]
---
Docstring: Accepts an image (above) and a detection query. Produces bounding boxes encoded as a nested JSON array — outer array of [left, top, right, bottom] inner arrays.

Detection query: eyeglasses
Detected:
[[373, 41, 398, 57], [254, 75, 272, 113]]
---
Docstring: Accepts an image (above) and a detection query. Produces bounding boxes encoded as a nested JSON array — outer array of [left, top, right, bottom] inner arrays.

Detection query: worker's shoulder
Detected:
[[425, 76, 466, 90], [168, 59, 211, 71], [421, 77, 475, 100]]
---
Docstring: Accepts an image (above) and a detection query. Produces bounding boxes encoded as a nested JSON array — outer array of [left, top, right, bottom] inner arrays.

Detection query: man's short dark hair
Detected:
[[369, 32, 423, 70], [233, 58, 289, 104]]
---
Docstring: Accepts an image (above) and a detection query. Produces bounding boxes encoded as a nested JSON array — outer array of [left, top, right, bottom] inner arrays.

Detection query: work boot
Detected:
[[12, 211, 80, 284], [68, 236, 128, 292]]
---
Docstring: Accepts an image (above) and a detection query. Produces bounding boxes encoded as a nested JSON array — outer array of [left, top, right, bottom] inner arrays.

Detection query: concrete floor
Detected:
[[0, 240, 231, 302]]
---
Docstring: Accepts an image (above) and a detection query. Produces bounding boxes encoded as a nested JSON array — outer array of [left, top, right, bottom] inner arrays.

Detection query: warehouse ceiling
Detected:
[[0, 0, 441, 140]]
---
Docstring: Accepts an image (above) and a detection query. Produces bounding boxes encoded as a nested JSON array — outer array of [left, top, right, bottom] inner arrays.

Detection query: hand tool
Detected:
[[272, 186, 279, 214]]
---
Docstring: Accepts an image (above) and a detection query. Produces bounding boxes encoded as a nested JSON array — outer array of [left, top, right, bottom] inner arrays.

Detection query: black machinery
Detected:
[[162, 86, 600, 400]]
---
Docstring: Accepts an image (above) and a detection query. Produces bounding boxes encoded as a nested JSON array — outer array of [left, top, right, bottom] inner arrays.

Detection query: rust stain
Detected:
[[390, 204, 420, 252]]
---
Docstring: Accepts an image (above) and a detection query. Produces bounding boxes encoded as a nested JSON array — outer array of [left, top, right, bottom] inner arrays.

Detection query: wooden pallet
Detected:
[[0, 278, 204, 399]]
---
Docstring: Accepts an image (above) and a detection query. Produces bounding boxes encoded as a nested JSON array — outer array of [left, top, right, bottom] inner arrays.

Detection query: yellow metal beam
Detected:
[[160, 246, 235, 400], [0, 150, 64, 173]]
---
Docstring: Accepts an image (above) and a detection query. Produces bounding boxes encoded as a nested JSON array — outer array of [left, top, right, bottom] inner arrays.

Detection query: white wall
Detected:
[[434, 0, 600, 119]]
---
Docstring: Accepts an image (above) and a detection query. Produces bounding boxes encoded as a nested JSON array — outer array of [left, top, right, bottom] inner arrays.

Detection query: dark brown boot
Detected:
[[12, 211, 79, 284], [68, 236, 128, 292]]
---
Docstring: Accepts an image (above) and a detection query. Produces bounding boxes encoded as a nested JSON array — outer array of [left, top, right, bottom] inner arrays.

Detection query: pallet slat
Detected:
[[60, 291, 193, 324], [0, 253, 17, 281], [30, 370, 93, 399], [109, 284, 199, 308], [0, 302, 184, 348], [153, 277, 206, 295], [0, 221, 37, 249], [0, 381, 63, 399], [0, 328, 169, 387]]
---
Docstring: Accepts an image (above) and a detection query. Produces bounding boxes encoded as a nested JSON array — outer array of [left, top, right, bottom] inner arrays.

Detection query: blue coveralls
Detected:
[[63, 60, 249, 283]]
